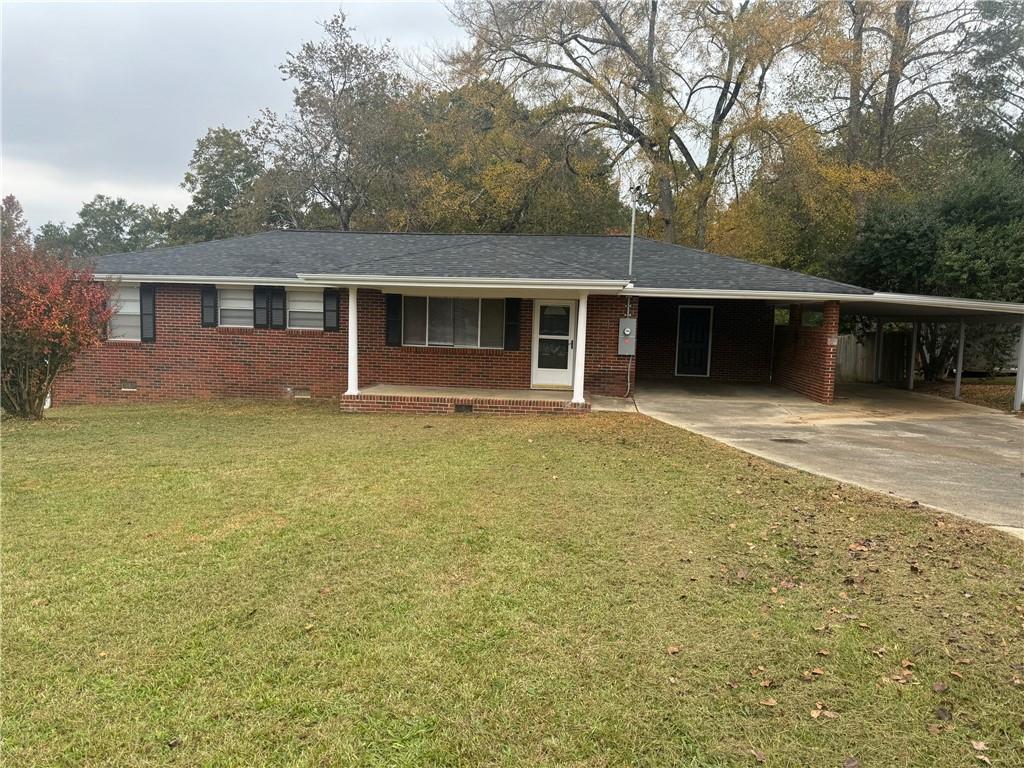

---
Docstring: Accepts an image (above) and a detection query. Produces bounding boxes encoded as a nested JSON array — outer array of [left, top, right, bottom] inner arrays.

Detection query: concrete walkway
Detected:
[[634, 382, 1024, 539]]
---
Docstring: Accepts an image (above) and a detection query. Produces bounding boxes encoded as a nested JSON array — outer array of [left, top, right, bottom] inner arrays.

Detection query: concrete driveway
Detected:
[[634, 382, 1024, 538]]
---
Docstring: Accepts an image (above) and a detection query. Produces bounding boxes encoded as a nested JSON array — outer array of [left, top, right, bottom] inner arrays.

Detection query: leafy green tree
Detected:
[[36, 195, 175, 260], [953, 0, 1024, 161], [172, 127, 264, 242], [844, 157, 1024, 378], [389, 80, 626, 234], [251, 12, 409, 231]]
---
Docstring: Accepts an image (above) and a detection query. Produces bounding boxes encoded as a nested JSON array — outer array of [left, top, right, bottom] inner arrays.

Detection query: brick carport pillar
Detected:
[[819, 300, 841, 404]]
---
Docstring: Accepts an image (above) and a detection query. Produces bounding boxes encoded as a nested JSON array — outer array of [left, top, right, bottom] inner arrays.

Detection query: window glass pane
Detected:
[[109, 285, 141, 339], [538, 338, 569, 369], [539, 304, 570, 336], [220, 308, 254, 326], [288, 310, 324, 329], [109, 313, 140, 340], [802, 310, 824, 328], [219, 288, 254, 327], [480, 299, 504, 348], [403, 296, 426, 345], [112, 286, 140, 314], [453, 298, 479, 346], [428, 297, 454, 345]]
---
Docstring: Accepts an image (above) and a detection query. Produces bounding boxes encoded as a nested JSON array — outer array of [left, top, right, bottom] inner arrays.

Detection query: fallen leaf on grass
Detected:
[[759, 698, 777, 707], [750, 748, 766, 763], [932, 681, 949, 693], [818, 649, 831, 657], [971, 741, 988, 752], [976, 755, 991, 765], [843, 759, 860, 768], [666, 645, 680, 656], [810, 702, 839, 719]]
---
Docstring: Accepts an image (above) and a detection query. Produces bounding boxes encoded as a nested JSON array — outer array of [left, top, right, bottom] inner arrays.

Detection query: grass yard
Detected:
[[4, 403, 1023, 767]]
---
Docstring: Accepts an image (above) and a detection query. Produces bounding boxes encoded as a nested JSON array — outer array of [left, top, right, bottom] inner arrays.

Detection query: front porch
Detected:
[[339, 384, 590, 415]]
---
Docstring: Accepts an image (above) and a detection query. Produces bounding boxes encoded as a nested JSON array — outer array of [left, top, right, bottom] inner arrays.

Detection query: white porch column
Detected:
[[1014, 317, 1024, 412], [953, 321, 966, 400], [907, 321, 919, 391], [345, 286, 359, 396], [571, 292, 588, 405]]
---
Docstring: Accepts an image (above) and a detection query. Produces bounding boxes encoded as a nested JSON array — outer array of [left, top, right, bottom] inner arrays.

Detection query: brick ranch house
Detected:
[[54, 231, 1024, 415]]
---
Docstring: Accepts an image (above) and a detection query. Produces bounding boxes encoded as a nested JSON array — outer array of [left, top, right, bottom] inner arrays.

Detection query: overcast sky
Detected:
[[1, 1, 464, 228]]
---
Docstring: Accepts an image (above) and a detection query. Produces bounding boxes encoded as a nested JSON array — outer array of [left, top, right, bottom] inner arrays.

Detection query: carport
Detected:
[[631, 290, 1024, 412], [833, 293, 1024, 411]]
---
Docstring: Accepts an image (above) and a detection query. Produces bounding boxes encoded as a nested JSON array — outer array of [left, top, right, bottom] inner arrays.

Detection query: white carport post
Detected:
[[873, 320, 884, 383], [953, 321, 966, 400], [571, 292, 588, 405], [345, 286, 359, 396], [1014, 317, 1024, 412], [907, 321, 919, 391]]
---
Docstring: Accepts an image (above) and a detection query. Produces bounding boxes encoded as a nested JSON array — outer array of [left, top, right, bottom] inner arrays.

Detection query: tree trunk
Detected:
[[657, 172, 675, 243], [694, 184, 712, 250], [877, 1, 912, 169], [845, 0, 866, 165]]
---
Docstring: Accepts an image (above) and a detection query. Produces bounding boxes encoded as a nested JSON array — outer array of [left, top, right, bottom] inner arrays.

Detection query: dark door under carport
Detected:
[[676, 306, 712, 376]]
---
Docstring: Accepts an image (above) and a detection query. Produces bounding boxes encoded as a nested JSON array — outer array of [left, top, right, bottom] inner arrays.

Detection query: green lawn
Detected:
[[4, 403, 1022, 767]]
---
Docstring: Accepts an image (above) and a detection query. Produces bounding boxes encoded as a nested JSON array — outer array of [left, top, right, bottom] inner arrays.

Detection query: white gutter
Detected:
[[622, 287, 869, 302], [295, 273, 629, 291], [93, 273, 339, 287], [93, 274, 1024, 315], [867, 292, 1024, 315]]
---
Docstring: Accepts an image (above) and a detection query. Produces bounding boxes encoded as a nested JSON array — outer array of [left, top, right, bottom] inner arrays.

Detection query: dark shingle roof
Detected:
[[92, 230, 873, 295]]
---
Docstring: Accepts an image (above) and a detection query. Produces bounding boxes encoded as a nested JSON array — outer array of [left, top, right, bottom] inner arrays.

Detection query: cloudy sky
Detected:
[[2, 1, 464, 228]]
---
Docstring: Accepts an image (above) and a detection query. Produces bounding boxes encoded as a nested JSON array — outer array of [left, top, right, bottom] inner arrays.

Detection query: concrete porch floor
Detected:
[[359, 384, 573, 401], [634, 380, 1024, 539]]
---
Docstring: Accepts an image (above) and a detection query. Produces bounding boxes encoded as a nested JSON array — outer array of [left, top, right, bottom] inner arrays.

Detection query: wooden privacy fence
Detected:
[[836, 332, 910, 383]]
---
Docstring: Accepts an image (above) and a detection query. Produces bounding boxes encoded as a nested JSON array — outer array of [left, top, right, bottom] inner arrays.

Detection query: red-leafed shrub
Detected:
[[2, 199, 112, 419]]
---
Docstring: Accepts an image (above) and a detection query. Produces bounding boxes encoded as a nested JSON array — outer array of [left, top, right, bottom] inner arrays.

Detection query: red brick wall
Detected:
[[53, 284, 346, 404], [771, 302, 840, 404], [635, 298, 774, 383], [357, 290, 534, 389], [54, 285, 634, 404], [584, 294, 636, 397]]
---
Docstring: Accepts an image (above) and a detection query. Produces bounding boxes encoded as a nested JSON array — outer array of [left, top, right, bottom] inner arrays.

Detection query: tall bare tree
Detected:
[[452, 0, 822, 246]]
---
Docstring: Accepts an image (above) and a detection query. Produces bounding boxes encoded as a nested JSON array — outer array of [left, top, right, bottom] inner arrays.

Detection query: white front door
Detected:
[[531, 300, 576, 388]]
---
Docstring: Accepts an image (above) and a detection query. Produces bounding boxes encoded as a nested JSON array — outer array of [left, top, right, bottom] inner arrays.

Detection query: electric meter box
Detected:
[[618, 317, 637, 356]]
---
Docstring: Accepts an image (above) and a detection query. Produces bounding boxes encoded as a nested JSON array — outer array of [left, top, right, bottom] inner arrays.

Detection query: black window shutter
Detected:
[[270, 287, 286, 329], [503, 298, 521, 351], [201, 285, 217, 327], [140, 284, 156, 342], [254, 286, 268, 328], [384, 293, 402, 346], [324, 288, 340, 331]]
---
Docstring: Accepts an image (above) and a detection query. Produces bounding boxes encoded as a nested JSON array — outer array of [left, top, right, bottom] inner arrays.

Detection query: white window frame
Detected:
[[286, 288, 325, 330], [108, 283, 141, 341], [401, 297, 504, 349], [218, 287, 255, 328]]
